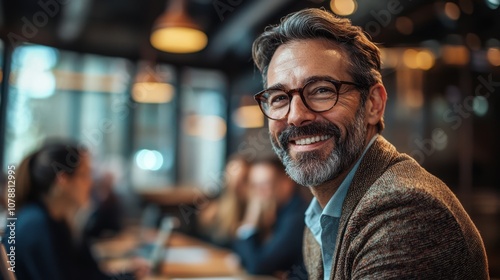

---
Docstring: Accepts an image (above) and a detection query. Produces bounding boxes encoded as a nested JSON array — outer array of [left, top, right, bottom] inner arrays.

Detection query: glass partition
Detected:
[[3, 44, 133, 176], [179, 68, 227, 190]]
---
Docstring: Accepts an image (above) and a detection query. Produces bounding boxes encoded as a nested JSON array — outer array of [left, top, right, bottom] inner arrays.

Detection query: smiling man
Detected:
[[252, 8, 489, 280]]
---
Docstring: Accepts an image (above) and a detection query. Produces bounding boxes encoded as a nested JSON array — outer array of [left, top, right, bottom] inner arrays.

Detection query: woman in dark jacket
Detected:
[[2, 142, 146, 280]]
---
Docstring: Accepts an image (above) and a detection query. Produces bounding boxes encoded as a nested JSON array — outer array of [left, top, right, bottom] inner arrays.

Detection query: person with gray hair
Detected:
[[252, 8, 489, 280]]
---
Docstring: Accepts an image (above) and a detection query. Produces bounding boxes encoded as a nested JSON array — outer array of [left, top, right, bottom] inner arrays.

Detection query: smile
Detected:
[[292, 135, 331, 145]]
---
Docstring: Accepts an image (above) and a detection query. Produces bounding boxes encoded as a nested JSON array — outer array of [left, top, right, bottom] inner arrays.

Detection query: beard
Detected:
[[270, 107, 367, 187]]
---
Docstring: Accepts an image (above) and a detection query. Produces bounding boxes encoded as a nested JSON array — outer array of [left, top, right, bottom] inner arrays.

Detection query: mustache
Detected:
[[277, 121, 342, 150]]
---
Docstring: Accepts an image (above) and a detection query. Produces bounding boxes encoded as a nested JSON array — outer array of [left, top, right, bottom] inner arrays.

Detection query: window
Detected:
[[3, 44, 132, 174], [179, 68, 227, 190], [130, 62, 177, 188]]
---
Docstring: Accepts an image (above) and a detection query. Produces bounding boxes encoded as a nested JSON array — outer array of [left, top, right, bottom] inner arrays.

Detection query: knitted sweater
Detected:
[[303, 136, 489, 280]]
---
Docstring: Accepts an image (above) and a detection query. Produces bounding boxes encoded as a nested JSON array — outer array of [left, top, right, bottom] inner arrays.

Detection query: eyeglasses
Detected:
[[253, 78, 362, 120]]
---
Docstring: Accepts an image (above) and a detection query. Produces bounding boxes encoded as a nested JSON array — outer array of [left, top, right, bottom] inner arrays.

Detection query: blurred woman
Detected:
[[233, 157, 308, 278], [198, 154, 250, 247], [2, 142, 147, 280]]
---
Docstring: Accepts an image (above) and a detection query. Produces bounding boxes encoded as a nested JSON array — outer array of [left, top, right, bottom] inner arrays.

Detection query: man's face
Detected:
[[266, 39, 368, 187]]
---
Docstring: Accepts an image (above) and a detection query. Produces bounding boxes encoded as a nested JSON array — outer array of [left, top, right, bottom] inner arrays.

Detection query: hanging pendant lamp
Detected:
[[150, 0, 208, 53]]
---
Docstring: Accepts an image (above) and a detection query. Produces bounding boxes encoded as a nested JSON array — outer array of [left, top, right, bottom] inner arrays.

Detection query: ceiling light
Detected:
[[150, 0, 208, 53], [133, 82, 174, 103], [132, 63, 174, 103]]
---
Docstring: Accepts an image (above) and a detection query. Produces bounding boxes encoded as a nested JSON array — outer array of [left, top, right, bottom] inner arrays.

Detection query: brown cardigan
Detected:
[[303, 136, 489, 280]]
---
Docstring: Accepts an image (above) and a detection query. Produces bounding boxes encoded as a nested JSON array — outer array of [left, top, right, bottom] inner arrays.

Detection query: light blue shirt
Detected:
[[304, 135, 378, 280]]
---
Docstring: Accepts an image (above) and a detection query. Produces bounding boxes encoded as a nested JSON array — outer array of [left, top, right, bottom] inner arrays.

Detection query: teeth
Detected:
[[295, 135, 331, 145]]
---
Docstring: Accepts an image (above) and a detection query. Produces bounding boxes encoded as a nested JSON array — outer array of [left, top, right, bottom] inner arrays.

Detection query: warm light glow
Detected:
[[233, 105, 264, 128], [442, 45, 470, 65], [132, 82, 174, 103], [54, 71, 128, 94], [487, 47, 500, 66], [416, 50, 435, 70], [402, 48, 435, 70], [330, 0, 357, 16], [403, 49, 419, 69], [444, 2, 461, 20], [395, 17, 413, 35], [183, 115, 227, 141], [151, 27, 207, 53]]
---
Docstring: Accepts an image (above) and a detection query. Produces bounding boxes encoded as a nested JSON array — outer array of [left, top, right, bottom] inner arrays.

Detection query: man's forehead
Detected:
[[266, 39, 349, 86]]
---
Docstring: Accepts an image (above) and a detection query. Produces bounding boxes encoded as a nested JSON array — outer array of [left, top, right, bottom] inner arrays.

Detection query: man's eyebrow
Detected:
[[265, 82, 285, 90], [304, 75, 339, 83], [265, 75, 339, 90]]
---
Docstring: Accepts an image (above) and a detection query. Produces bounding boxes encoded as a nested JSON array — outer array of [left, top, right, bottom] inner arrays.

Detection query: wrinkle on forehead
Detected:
[[267, 39, 349, 88]]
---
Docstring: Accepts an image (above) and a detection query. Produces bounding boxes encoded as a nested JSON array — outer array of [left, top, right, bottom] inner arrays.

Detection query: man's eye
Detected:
[[309, 87, 336, 96], [269, 94, 289, 107]]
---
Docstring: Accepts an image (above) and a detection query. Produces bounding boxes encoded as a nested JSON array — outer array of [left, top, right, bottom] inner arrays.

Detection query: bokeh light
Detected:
[[444, 2, 461, 20], [486, 0, 500, 9], [473, 96, 489, 116], [487, 48, 500, 66], [330, 0, 357, 16], [396, 17, 414, 35], [135, 149, 164, 171]]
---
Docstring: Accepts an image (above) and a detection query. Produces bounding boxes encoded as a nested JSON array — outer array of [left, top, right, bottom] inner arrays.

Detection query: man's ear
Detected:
[[365, 83, 387, 127]]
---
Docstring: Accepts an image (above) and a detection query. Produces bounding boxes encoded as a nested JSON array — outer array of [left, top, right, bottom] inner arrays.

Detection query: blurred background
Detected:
[[0, 0, 499, 277]]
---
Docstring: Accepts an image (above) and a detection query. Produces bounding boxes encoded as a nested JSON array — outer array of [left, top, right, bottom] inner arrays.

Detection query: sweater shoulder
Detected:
[[366, 156, 458, 208]]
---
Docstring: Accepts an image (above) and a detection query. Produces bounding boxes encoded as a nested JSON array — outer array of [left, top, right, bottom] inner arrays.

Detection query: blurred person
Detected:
[[198, 154, 249, 247], [233, 157, 308, 278], [2, 142, 149, 280], [252, 8, 488, 279], [84, 171, 124, 239]]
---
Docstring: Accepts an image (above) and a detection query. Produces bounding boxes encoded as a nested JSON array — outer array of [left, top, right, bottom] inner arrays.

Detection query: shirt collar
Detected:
[[305, 134, 379, 222]]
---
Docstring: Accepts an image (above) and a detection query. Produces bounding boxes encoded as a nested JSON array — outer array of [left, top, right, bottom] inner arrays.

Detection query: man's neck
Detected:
[[309, 163, 353, 208]]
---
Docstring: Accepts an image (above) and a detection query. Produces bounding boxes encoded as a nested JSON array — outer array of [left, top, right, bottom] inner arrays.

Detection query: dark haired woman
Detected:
[[2, 142, 147, 280]]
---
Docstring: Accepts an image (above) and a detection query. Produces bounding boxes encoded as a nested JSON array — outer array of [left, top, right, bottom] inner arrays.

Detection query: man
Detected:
[[251, 8, 489, 280], [233, 157, 308, 278]]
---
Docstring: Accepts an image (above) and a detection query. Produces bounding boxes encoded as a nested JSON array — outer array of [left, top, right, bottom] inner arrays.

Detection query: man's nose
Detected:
[[287, 95, 316, 127]]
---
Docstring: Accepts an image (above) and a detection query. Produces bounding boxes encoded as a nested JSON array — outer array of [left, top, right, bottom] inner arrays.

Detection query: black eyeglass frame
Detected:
[[253, 78, 362, 120]]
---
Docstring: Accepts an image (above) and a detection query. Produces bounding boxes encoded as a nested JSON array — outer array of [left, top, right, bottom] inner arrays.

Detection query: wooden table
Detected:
[[93, 228, 276, 280], [159, 232, 240, 277]]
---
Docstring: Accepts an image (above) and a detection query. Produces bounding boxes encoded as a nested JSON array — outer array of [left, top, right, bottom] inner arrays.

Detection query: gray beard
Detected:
[[271, 108, 367, 187]]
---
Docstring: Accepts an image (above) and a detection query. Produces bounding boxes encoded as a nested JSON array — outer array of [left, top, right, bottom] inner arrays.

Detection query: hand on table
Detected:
[[130, 257, 151, 279]]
